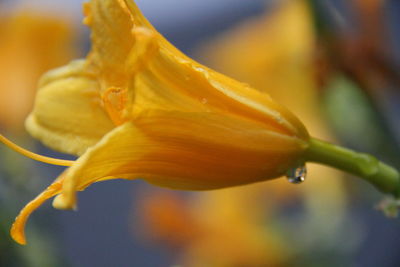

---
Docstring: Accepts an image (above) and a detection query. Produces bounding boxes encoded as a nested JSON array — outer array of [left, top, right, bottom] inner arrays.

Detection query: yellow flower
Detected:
[[9, 0, 311, 244]]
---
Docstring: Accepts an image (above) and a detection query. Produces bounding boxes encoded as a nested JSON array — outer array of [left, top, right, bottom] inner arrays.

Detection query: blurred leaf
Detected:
[[323, 74, 400, 165]]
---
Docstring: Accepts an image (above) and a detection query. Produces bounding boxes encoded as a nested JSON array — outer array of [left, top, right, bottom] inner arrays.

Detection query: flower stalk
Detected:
[[304, 138, 400, 196]]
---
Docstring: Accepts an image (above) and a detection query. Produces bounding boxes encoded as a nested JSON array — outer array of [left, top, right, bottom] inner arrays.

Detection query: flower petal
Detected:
[[10, 175, 64, 245], [82, 0, 309, 139], [52, 110, 307, 209], [83, 0, 156, 88], [26, 60, 114, 155]]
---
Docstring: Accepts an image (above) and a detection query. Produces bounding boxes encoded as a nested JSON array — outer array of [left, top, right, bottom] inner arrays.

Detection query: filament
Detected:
[[0, 134, 74, 167]]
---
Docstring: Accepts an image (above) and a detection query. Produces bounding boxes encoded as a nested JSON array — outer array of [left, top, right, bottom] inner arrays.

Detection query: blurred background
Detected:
[[1, 0, 400, 266]]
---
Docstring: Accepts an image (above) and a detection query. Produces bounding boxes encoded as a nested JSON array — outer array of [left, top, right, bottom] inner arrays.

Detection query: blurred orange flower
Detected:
[[138, 192, 201, 246], [138, 184, 290, 267], [0, 11, 77, 131]]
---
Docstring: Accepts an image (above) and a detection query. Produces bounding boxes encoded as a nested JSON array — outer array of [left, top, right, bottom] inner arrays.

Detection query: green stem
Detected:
[[305, 138, 400, 196]]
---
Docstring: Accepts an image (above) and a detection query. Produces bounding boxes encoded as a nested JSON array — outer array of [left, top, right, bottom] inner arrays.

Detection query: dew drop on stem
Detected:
[[286, 164, 307, 184]]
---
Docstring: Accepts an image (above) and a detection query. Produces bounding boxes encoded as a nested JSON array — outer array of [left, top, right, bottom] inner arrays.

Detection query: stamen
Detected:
[[0, 134, 74, 167]]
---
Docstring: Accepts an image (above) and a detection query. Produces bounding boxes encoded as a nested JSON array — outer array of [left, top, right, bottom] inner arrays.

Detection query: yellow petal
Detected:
[[10, 175, 64, 245], [52, 110, 307, 209], [82, 0, 308, 140], [26, 60, 114, 155], [132, 57, 309, 139], [83, 0, 155, 89]]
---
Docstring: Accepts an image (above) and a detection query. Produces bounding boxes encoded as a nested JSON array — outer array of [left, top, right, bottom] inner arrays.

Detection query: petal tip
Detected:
[[52, 194, 77, 210], [10, 224, 27, 245]]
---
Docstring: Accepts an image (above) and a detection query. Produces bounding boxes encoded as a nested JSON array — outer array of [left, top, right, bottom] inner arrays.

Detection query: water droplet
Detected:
[[201, 98, 208, 104], [286, 165, 307, 184]]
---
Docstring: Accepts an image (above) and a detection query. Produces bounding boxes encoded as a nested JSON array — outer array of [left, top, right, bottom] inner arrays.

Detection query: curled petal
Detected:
[[26, 60, 114, 155], [11, 176, 64, 245], [84, 0, 155, 88]]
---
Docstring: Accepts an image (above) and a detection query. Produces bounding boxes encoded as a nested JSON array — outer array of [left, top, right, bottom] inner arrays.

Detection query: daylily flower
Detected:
[[7, 0, 309, 245], [2, 0, 399, 245]]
